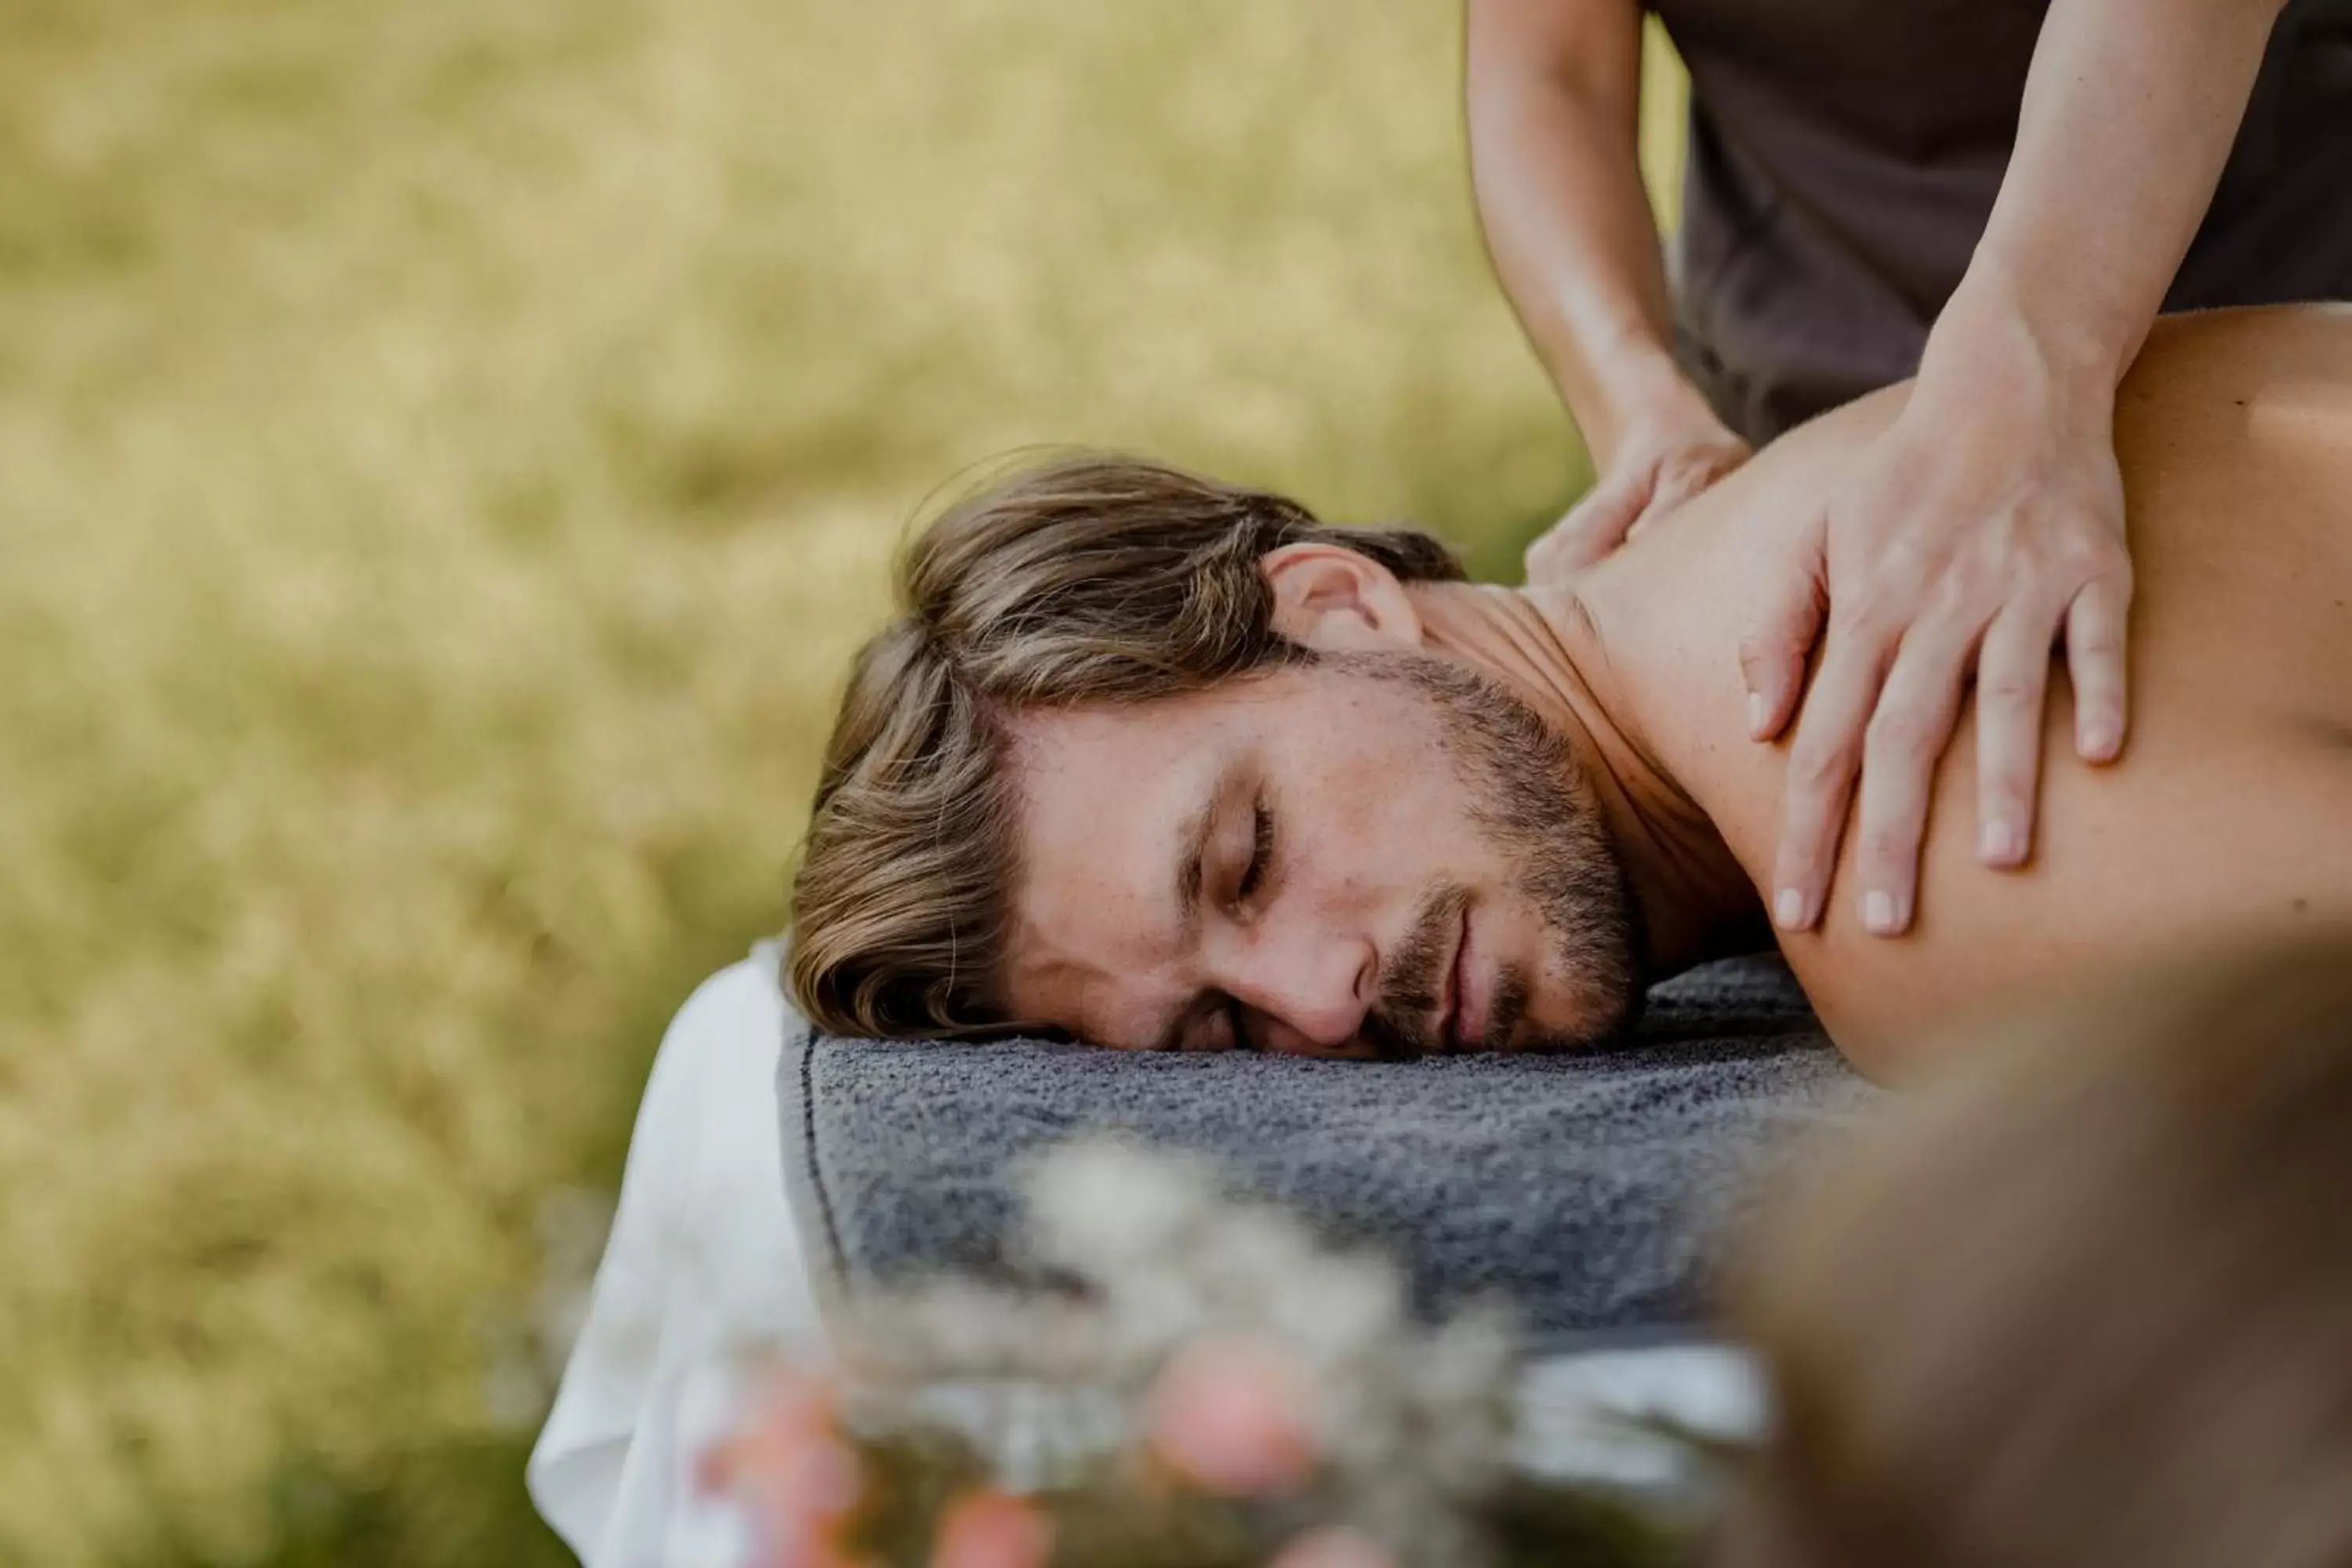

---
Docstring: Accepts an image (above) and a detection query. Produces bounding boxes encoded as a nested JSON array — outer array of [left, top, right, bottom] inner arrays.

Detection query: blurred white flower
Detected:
[[1021, 1136, 1226, 1280]]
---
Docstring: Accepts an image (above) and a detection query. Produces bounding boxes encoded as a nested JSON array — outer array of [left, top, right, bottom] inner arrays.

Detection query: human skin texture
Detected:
[[999, 307, 2352, 1081], [1575, 307, 2352, 1076]]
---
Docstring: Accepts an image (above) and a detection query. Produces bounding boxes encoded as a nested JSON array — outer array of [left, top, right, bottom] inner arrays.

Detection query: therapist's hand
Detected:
[[1524, 394, 1751, 586], [1744, 318, 2133, 937]]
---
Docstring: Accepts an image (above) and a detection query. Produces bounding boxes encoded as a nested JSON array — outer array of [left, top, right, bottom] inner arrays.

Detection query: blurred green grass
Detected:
[[0, 1, 1682, 1561]]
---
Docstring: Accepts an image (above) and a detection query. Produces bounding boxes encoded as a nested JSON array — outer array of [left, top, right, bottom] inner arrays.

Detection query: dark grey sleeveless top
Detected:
[[1653, 0, 2352, 441]]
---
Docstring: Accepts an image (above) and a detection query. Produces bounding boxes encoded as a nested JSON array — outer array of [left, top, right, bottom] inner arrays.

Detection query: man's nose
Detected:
[[1223, 927, 1377, 1056]]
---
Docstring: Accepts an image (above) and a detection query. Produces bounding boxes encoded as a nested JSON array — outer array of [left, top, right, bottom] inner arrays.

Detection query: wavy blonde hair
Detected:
[[786, 452, 1465, 1039]]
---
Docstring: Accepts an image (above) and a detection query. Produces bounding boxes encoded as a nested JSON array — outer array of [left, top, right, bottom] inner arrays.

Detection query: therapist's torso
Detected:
[[1650, 0, 2352, 441]]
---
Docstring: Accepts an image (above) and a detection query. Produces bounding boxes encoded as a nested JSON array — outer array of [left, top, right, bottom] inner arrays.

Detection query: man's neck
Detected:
[[1408, 579, 1766, 976]]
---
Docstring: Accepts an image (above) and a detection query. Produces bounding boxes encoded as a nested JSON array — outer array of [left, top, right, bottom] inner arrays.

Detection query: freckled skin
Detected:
[[996, 308, 2352, 1079], [1004, 666, 1630, 1057]]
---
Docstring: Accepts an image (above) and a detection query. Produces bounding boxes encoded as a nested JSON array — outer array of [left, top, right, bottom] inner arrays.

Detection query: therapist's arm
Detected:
[[1751, 0, 2293, 938], [1466, 0, 1749, 581], [1944, 0, 2293, 399]]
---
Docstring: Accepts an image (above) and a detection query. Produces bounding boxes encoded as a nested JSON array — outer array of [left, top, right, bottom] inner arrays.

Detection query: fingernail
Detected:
[[1864, 890, 1900, 935], [1980, 822, 2020, 864], [1774, 887, 1808, 931], [1747, 691, 1769, 738]]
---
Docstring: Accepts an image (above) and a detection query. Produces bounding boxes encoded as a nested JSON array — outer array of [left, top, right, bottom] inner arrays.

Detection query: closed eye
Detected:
[[1236, 795, 1273, 907], [1222, 797, 1274, 1051]]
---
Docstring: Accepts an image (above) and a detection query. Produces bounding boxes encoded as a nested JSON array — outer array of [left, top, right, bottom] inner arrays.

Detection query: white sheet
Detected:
[[528, 951, 822, 1568], [528, 950, 1762, 1566]]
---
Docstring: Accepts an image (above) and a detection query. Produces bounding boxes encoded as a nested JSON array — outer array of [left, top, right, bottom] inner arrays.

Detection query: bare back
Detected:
[[1603, 306, 2352, 1076]]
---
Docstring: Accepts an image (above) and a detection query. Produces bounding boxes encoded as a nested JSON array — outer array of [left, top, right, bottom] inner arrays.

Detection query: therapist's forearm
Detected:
[[1937, 0, 2291, 393], [1466, 4, 1698, 466]]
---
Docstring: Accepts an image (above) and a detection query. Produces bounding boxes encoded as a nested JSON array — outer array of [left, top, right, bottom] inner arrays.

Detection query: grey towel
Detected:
[[780, 955, 1867, 1345]]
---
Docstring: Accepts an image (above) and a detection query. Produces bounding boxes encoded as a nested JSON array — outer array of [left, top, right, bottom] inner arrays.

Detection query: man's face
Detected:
[[1000, 651, 1641, 1058]]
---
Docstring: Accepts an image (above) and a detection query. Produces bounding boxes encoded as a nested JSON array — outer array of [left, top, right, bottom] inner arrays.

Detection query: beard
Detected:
[[1334, 652, 1643, 1058]]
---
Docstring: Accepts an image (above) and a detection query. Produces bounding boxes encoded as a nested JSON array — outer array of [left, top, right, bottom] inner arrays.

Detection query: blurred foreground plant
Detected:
[[703, 1142, 1692, 1568]]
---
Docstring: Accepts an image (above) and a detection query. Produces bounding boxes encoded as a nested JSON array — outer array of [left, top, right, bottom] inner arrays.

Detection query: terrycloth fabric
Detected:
[[781, 956, 1868, 1345]]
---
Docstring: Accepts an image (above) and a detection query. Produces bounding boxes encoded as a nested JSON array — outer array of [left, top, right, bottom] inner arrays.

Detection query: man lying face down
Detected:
[[789, 307, 2352, 1080]]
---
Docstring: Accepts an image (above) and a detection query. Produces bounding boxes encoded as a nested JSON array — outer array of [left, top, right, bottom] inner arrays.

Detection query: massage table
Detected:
[[531, 944, 1863, 1567]]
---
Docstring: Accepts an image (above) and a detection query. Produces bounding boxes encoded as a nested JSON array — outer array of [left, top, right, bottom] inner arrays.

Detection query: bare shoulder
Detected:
[[1803, 739, 2352, 1083], [2128, 303, 2352, 398], [1753, 305, 2352, 1080], [2118, 308, 2352, 714], [1746, 303, 2352, 482]]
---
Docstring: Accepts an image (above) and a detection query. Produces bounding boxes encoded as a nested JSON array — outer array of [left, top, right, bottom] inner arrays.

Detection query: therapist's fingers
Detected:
[[1849, 618, 1979, 935], [1525, 467, 1652, 585], [1973, 599, 2061, 868], [1769, 619, 1891, 933], [2065, 564, 2133, 763], [1739, 524, 1829, 742], [1637, 439, 1750, 538]]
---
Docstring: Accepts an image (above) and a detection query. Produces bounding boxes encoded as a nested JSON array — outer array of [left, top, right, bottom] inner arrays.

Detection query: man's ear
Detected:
[[1261, 543, 1425, 652]]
